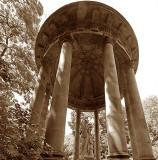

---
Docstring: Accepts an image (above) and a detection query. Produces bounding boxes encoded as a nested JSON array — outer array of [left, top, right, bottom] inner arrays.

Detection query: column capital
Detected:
[[121, 59, 135, 71], [45, 86, 51, 96], [103, 36, 114, 45], [59, 34, 73, 44]]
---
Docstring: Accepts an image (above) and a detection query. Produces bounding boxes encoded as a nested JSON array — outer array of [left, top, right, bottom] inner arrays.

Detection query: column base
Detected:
[[43, 158, 64, 160], [42, 151, 65, 160], [138, 157, 156, 160], [84, 155, 94, 160], [107, 154, 130, 160]]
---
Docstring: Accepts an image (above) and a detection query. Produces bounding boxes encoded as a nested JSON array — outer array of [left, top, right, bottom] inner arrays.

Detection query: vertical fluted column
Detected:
[[45, 40, 72, 153], [73, 109, 81, 160], [123, 63, 155, 160], [103, 37, 129, 159], [94, 110, 101, 160]]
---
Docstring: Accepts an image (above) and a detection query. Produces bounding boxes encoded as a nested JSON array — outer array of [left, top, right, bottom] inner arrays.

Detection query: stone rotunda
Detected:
[[30, 1, 155, 160]]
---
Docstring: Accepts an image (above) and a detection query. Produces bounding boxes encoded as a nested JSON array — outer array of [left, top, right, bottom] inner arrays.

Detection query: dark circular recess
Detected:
[[35, 1, 139, 111]]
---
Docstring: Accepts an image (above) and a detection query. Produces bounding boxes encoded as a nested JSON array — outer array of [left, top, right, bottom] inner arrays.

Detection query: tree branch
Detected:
[[0, 37, 9, 57], [152, 135, 158, 145]]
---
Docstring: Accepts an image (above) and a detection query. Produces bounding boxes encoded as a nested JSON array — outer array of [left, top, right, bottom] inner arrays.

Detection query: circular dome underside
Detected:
[[35, 1, 139, 111]]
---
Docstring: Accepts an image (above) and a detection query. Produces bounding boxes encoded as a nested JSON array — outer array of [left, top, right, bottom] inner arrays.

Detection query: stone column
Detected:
[[94, 110, 101, 160], [45, 40, 72, 153], [29, 66, 48, 125], [39, 88, 50, 141], [123, 62, 155, 160], [103, 37, 129, 159], [26, 66, 49, 141], [73, 109, 81, 160]]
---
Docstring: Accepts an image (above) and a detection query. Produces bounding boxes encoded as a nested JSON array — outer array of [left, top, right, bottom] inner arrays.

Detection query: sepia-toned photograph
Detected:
[[0, 0, 158, 159]]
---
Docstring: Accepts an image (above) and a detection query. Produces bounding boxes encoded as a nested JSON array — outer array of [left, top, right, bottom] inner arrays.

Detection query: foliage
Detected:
[[0, 103, 44, 160], [67, 96, 158, 159], [68, 111, 94, 135], [98, 110, 108, 159], [0, 0, 44, 159], [68, 110, 108, 159], [0, 0, 43, 107], [143, 96, 158, 159], [64, 134, 74, 160]]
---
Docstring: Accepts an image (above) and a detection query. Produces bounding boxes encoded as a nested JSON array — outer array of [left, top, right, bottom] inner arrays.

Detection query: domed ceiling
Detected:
[[35, 1, 139, 111]]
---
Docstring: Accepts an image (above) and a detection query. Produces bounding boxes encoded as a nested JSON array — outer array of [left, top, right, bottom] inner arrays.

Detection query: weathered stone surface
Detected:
[[35, 1, 139, 111], [123, 66, 155, 160], [45, 42, 72, 152], [73, 110, 81, 160], [33, 1, 155, 160], [103, 40, 129, 157], [94, 111, 100, 160], [43, 157, 64, 160], [84, 155, 94, 160], [44, 157, 64, 160]]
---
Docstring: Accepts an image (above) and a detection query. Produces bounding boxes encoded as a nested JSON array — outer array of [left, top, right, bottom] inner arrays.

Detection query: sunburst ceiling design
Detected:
[[35, 1, 139, 111]]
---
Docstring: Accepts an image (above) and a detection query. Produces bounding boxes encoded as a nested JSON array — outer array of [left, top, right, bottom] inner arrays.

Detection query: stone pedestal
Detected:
[[42, 149, 65, 160], [84, 155, 94, 160], [107, 158, 129, 160], [43, 158, 64, 160]]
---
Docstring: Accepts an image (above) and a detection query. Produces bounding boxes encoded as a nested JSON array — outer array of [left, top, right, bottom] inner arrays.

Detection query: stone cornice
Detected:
[[35, 1, 139, 72], [34, 1, 139, 111]]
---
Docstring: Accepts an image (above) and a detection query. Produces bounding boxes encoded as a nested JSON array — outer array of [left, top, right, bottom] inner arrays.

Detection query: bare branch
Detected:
[[0, 36, 9, 57]]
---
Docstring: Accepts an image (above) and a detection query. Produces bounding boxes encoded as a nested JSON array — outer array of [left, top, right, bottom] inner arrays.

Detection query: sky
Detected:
[[40, 0, 158, 134]]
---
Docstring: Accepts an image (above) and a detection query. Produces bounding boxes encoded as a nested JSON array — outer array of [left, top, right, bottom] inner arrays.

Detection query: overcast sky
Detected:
[[40, 0, 158, 134]]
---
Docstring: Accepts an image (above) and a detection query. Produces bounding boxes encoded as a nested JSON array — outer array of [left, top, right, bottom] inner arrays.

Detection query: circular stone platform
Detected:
[[35, 1, 139, 111]]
